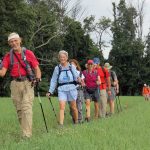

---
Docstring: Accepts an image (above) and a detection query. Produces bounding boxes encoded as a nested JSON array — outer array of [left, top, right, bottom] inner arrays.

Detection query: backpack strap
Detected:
[[69, 64, 75, 81], [110, 71, 115, 82], [79, 71, 82, 78], [10, 47, 26, 70], [101, 67, 106, 78], [57, 63, 76, 87], [10, 47, 35, 81], [57, 65, 62, 84]]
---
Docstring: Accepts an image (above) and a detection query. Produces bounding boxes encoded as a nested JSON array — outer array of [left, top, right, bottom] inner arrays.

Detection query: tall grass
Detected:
[[0, 96, 150, 150]]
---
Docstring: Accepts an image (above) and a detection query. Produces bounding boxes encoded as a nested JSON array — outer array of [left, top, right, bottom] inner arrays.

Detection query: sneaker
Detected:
[[106, 112, 112, 117]]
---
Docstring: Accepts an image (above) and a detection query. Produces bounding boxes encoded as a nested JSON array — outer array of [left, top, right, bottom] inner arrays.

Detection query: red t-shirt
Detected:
[[2, 49, 39, 77], [96, 67, 109, 90], [83, 70, 98, 88]]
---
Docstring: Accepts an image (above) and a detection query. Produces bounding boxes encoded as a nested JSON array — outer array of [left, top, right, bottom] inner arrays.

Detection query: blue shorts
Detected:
[[58, 89, 78, 101]]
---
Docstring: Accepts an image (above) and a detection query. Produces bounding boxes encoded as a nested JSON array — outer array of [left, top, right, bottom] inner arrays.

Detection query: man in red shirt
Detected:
[[93, 57, 111, 118], [0, 32, 41, 138]]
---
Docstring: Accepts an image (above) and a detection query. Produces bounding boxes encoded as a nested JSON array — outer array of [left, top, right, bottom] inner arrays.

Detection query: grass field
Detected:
[[0, 96, 150, 150]]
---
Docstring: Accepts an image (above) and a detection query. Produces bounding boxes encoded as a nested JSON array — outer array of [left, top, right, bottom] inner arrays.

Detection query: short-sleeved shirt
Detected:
[[96, 67, 109, 90], [142, 87, 149, 95], [2, 49, 39, 77]]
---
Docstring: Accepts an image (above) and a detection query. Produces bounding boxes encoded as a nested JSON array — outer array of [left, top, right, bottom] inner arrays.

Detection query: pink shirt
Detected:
[[83, 70, 98, 88]]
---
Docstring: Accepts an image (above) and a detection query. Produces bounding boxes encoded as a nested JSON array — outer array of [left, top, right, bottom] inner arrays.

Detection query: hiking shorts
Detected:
[[84, 87, 99, 102], [58, 89, 78, 101], [107, 87, 116, 101]]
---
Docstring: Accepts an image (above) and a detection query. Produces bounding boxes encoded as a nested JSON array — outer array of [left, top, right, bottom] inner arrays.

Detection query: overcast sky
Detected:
[[76, 0, 150, 58]]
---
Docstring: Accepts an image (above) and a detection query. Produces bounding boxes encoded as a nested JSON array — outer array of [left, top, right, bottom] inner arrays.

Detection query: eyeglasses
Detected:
[[88, 64, 93, 65]]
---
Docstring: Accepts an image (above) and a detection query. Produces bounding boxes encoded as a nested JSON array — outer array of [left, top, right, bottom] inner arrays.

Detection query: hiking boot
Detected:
[[85, 117, 90, 122], [58, 124, 64, 129], [106, 112, 113, 117], [78, 120, 84, 124]]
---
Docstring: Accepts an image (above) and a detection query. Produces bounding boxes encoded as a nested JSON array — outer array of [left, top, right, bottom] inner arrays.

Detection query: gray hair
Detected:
[[58, 50, 68, 58]]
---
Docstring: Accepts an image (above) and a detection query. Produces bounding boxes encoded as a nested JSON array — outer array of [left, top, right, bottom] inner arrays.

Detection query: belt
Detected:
[[58, 81, 77, 87], [11, 76, 28, 82]]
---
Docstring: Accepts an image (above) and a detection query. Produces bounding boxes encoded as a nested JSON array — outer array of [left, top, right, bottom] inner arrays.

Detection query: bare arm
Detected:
[[34, 66, 41, 79], [107, 76, 111, 90], [0, 67, 7, 77]]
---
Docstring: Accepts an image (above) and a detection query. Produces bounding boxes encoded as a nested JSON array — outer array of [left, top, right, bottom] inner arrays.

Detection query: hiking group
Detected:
[[0, 32, 120, 138]]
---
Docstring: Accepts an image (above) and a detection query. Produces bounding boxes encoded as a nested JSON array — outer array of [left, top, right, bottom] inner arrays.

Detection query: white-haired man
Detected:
[[0, 32, 41, 138]]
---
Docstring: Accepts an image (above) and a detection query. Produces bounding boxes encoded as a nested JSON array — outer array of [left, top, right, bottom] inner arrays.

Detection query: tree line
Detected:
[[0, 0, 149, 96]]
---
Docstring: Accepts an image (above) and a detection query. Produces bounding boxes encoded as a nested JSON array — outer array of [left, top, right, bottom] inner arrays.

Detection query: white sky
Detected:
[[75, 0, 150, 59]]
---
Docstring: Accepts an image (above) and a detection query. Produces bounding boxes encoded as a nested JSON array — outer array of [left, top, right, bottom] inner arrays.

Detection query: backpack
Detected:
[[57, 64, 77, 87], [10, 47, 35, 81], [0, 58, 3, 69], [110, 70, 117, 87], [110, 71, 115, 82]]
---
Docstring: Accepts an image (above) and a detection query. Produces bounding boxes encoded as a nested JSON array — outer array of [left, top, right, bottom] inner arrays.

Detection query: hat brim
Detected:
[[107, 66, 112, 70]]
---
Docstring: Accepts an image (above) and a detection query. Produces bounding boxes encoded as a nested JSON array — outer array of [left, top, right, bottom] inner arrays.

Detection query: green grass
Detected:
[[0, 96, 150, 150]]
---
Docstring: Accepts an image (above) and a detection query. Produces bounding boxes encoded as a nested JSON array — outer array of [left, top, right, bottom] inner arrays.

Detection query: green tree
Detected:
[[109, 0, 145, 95]]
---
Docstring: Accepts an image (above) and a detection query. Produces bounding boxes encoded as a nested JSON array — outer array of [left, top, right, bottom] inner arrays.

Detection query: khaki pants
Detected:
[[10, 80, 34, 137], [99, 89, 107, 118]]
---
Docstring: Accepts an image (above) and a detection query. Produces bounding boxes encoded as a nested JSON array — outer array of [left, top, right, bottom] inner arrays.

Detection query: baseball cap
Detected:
[[87, 60, 94, 64], [93, 57, 100, 64]]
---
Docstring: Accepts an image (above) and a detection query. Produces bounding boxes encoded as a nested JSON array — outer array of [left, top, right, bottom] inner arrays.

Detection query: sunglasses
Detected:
[[88, 63, 93, 65]]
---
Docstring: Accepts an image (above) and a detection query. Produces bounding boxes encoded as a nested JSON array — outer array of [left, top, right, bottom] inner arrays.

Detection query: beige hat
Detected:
[[104, 62, 112, 70], [8, 32, 20, 41]]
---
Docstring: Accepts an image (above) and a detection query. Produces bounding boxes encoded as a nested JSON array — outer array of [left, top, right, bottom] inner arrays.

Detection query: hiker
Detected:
[[69, 59, 85, 123], [0, 32, 41, 138], [46, 50, 80, 125], [93, 57, 111, 118], [142, 84, 150, 101], [82, 60, 101, 121], [104, 62, 119, 115]]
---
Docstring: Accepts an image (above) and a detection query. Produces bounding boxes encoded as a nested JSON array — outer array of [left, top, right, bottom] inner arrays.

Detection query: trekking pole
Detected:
[[36, 83, 48, 132], [115, 96, 119, 113], [97, 87, 100, 102], [48, 97, 59, 124], [117, 95, 122, 111]]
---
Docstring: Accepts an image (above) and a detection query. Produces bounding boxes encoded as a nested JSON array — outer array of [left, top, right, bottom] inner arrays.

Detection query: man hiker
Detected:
[[0, 32, 41, 138], [93, 57, 111, 118], [104, 62, 119, 115]]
